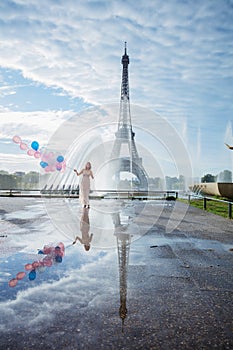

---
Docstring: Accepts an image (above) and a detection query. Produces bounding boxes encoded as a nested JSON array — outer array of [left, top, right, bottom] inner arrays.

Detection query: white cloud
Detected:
[[0, 110, 73, 141], [0, 0, 232, 176], [1, 262, 115, 331], [0, 86, 16, 97], [0, 0, 231, 107]]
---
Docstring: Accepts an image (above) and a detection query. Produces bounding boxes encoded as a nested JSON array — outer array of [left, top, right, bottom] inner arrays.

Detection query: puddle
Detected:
[[0, 197, 232, 349]]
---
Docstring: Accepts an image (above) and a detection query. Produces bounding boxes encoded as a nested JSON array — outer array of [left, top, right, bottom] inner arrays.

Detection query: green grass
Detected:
[[180, 198, 231, 219]]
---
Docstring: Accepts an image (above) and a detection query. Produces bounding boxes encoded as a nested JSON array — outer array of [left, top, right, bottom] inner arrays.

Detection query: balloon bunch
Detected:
[[8, 242, 65, 287], [12, 135, 66, 173]]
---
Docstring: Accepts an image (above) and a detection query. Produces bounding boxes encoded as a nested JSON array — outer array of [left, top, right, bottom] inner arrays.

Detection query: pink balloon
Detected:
[[32, 261, 40, 268], [40, 153, 47, 161], [48, 152, 54, 159], [20, 143, 28, 150], [50, 165, 56, 172], [43, 153, 50, 159], [43, 259, 52, 267], [34, 151, 41, 159], [25, 263, 33, 271], [12, 135, 21, 144], [8, 278, 18, 287], [58, 242, 65, 251], [27, 149, 35, 156], [16, 271, 26, 280], [43, 246, 53, 254], [44, 165, 51, 173]]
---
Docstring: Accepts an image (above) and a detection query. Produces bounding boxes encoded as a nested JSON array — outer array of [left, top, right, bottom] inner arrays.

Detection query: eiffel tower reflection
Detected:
[[112, 212, 132, 331]]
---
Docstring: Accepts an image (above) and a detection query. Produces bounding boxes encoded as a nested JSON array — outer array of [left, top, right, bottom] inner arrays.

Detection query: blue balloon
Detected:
[[56, 155, 64, 163], [29, 269, 36, 281], [40, 161, 48, 168], [31, 141, 39, 151], [55, 255, 62, 263]]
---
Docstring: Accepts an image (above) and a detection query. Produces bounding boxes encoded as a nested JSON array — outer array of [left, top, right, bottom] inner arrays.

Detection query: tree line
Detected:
[[0, 169, 232, 190], [0, 171, 40, 189], [201, 170, 232, 183]]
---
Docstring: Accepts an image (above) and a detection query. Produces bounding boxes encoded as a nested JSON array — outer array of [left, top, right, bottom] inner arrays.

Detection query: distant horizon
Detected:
[[1, 168, 233, 181]]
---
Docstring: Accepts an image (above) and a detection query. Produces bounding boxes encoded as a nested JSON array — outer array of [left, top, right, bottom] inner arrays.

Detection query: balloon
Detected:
[[43, 246, 53, 254], [31, 141, 39, 151], [8, 278, 18, 287], [29, 269, 36, 280], [55, 256, 62, 263], [57, 242, 65, 252], [57, 155, 64, 163], [45, 166, 51, 173], [16, 272, 26, 280], [55, 246, 63, 257], [27, 149, 35, 156], [25, 263, 33, 271], [48, 152, 54, 159], [41, 152, 49, 161], [43, 259, 52, 267], [55, 250, 64, 257], [34, 151, 41, 159], [12, 135, 21, 144], [32, 261, 40, 268], [20, 142, 28, 150], [56, 163, 62, 171], [13, 136, 67, 173], [40, 161, 48, 168]]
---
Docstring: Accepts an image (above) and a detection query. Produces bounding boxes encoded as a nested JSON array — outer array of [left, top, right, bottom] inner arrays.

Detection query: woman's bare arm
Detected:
[[74, 169, 84, 176], [73, 236, 82, 244]]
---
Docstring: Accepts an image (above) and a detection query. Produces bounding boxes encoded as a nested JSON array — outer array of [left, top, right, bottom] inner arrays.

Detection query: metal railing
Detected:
[[186, 193, 232, 219], [0, 188, 178, 200], [0, 188, 41, 197]]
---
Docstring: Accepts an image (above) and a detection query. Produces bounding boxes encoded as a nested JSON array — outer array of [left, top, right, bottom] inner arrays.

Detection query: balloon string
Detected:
[[65, 243, 74, 249]]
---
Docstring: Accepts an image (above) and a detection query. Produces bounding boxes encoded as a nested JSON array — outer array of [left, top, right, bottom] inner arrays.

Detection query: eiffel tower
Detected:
[[110, 43, 148, 190]]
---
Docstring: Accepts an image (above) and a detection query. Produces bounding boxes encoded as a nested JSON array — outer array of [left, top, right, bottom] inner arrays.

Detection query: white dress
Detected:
[[79, 169, 91, 206]]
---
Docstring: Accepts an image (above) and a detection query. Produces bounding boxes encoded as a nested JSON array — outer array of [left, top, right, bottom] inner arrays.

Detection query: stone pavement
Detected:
[[0, 199, 232, 349]]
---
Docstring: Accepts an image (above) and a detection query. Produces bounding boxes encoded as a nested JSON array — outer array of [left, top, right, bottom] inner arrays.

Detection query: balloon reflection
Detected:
[[8, 242, 65, 287]]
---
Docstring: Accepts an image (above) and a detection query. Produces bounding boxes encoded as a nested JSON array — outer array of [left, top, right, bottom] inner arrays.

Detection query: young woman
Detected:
[[74, 162, 94, 208]]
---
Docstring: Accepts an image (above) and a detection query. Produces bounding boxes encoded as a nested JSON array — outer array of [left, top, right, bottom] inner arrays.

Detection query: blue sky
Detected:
[[0, 0, 233, 180]]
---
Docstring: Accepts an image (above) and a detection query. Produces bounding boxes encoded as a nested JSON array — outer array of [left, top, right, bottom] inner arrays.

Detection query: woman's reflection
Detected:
[[73, 207, 93, 251]]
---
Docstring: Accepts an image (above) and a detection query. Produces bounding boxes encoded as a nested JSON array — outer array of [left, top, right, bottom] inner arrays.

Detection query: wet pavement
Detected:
[[0, 197, 232, 349]]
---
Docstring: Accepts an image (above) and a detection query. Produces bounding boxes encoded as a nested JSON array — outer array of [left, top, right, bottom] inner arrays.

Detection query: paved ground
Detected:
[[0, 198, 232, 349]]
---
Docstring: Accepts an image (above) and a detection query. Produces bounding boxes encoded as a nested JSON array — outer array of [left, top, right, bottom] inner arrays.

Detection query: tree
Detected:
[[201, 173, 216, 183], [218, 170, 232, 183], [0, 174, 18, 189]]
